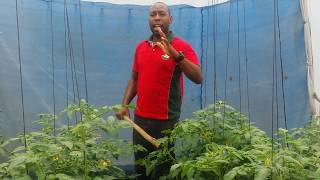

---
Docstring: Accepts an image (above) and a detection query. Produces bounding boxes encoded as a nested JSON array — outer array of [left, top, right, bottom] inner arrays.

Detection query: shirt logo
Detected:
[[161, 54, 170, 61]]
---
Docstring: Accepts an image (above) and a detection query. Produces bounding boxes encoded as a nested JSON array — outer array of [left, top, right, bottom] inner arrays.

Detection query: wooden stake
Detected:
[[123, 116, 160, 149]]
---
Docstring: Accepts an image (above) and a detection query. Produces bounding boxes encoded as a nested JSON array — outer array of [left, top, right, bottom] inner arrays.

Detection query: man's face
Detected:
[[149, 3, 172, 36]]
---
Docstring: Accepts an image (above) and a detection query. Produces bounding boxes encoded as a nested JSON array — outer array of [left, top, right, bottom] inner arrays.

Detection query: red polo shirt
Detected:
[[132, 35, 200, 120]]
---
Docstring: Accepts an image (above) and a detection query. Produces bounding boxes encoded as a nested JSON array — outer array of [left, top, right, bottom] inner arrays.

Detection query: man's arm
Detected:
[[116, 72, 138, 119], [155, 27, 203, 84], [171, 51, 203, 84]]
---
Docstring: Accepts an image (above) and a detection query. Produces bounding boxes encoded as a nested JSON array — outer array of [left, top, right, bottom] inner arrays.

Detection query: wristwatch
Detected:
[[174, 51, 185, 63]]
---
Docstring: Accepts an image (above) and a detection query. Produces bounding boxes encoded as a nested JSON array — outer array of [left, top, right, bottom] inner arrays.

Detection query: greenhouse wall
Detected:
[[0, 0, 309, 138]]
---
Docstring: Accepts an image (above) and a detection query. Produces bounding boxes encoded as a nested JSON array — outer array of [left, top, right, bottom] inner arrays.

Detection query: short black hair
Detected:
[[150, 2, 171, 15]]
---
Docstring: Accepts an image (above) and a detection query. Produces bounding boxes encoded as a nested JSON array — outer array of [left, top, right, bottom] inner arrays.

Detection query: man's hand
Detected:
[[154, 27, 179, 59], [154, 27, 203, 84], [116, 107, 130, 120]]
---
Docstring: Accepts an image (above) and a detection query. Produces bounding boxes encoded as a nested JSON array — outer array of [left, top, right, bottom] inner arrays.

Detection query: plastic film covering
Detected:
[[0, 0, 309, 138]]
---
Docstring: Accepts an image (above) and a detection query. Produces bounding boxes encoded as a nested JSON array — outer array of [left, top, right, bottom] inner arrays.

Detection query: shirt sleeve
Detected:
[[183, 43, 200, 66]]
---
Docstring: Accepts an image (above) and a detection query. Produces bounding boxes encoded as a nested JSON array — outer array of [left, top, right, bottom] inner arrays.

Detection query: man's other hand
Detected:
[[116, 108, 130, 120]]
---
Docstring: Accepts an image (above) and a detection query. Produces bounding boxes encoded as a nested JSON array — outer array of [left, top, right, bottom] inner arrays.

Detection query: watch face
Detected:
[[177, 52, 184, 62]]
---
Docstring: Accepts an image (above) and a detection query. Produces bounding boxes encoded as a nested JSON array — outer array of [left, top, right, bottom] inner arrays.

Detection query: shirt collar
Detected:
[[147, 31, 175, 46]]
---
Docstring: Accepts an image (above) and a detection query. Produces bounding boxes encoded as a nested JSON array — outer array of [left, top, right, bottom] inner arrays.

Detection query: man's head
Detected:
[[149, 2, 172, 37]]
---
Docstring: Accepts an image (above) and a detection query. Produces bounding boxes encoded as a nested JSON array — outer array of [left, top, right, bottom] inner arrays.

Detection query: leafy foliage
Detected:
[[0, 136, 9, 159], [141, 101, 320, 180], [1, 100, 320, 179], [0, 100, 136, 180]]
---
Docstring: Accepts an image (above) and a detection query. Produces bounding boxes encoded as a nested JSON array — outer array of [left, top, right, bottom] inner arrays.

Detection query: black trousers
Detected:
[[133, 115, 178, 180]]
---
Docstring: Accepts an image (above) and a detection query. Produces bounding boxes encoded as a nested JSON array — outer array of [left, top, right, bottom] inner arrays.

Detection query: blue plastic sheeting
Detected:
[[0, 0, 309, 138]]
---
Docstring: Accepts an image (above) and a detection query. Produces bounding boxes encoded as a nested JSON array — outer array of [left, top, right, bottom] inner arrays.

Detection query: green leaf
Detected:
[[224, 167, 239, 180], [8, 155, 28, 170], [85, 139, 96, 145], [117, 121, 131, 129], [14, 175, 32, 180], [255, 166, 270, 180], [229, 149, 243, 160], [54, 173, 75, 180], [67, 109, 73, 120], [170, 163, 182, 178], [145, 160, 157, 176], [101, 175, 117, 180], [47, 144, 62, 154], [0, 162, 8, 167], [34, 163, 45, 180], [61, 141, 73, 149], [93, 177, 104, 180], [187, 167, 195, 179], [12, 146, 26, 154], [282, 155, 303, 168], [70, 151, 82, 158], [170, 163, 182, 172], [0, 138, 20, 148], [181, 163, 193, 178]]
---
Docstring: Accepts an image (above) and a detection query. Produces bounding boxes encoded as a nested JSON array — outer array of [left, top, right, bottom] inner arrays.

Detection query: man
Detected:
[[116, 2, 203, 179]]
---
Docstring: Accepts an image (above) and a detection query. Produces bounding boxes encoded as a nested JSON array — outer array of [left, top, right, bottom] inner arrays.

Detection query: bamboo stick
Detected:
[[123, 116, 160, 149]]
